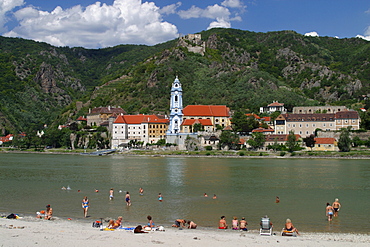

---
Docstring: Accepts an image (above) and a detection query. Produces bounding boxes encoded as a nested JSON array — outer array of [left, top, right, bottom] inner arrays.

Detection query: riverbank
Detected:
[[1, 217, 369, 247], [1, 148, 370, 159]]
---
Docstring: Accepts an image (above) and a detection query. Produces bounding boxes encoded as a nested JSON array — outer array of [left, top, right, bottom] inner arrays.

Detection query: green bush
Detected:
[[238, 151, 245, 156], [280, 151, 286, 156], [206, 152, 211, 156], [205, 146, 213, 151]]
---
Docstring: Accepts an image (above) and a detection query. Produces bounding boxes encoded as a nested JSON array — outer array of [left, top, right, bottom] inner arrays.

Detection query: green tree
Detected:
[[303, 134, 315, 150], [192, 123, 203, 132], [338, 127, 351, 152], [247, 132, 266, 150], [219, 130, 240, 150], [286, 130, 299, 152]]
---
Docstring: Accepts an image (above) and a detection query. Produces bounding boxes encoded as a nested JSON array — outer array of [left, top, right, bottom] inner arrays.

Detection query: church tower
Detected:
[[167, 76, 183, 134]]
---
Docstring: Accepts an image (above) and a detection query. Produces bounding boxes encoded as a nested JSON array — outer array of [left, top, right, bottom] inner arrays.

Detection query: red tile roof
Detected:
[[77, 116, 87, 121], [265, 134, 301, 142], [314, 138, 336, 144], [181, 119, 213, 126], [183, 105, 230, 117], [252, 127, 274, 133], [0, 134, 13, 143], [268, 101, 284, 107], [335, 111, 359, 119], [246, 113, 261, 119], [114, 115, 169, 124], [261, 116, 271, 121]]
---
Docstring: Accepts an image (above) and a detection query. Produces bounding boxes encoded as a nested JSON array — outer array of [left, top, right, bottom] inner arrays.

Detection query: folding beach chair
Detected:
[[259, 216, 273, 236]]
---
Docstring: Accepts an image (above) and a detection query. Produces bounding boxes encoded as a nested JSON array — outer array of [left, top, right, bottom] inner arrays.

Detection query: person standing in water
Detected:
[[326, 202, 334, 221], [139, 188, 144, 196], [82, 196, 89, 218], [332, 198, 341, 217], [158, 193, 163, 202], [45, 204, 53, 220], [125, 191, 131, 206], [109, 188, 114, 200]]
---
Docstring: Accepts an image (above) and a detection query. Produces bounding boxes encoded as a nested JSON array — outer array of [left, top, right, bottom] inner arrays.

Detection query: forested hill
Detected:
[[0, 28, 369, 134]]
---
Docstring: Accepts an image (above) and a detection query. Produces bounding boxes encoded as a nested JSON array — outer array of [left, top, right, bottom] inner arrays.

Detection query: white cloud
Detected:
[[304, 31, 319, 37], [178, 4, 230, 20], [0, 0, 24, 32], [207, 17, 231, 30], [221, 0, 245, 9], [356, 26, 370, 41], [159, 2, 181, 15], [3, 0, 178, 48]]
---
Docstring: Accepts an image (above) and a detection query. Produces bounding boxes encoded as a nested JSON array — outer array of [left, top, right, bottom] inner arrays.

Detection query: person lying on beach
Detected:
[[239, 217, 248, 231], [45, 205, 52, 220], [172, 219, 186, 228], [284, 218, 299, 235], [134, 225, 148, 233], [219, 216, 228, 229], [187, 220, 197, 229], [107, 216, 122, 229]]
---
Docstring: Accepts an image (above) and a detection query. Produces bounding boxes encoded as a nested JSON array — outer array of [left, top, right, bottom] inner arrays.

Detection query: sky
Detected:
[[0, 0, 369, 49]]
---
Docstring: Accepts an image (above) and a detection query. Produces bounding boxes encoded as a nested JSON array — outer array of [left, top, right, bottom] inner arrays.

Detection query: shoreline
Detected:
[[1, 149, 370, 159], [1, 217, 369, 247]]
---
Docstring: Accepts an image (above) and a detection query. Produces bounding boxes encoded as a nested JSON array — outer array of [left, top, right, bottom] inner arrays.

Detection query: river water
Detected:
[[0, 153, 369, 233]]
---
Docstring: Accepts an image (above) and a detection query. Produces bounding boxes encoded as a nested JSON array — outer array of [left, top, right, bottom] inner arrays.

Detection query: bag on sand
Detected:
[[92, 220, 102, 228], [7, 213, 16, 219]]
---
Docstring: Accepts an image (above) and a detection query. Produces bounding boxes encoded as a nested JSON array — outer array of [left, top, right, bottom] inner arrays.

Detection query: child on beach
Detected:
[[147, 215, 155, 228], [109, 188, 114, 200]]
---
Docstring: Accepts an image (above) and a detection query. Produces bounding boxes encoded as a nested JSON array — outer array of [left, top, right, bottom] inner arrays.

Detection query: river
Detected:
[[0, 153, 368, 233]]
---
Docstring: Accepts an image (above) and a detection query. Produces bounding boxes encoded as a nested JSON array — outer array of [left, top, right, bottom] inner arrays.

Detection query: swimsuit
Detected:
[[218, 227, 226, 229], [83, 201, 89, 208], [126, 197, 130, 202], [333, 208, 339, 212], [286, 227, 293, 231], [158, 197, 162, 201], [328, 211, 333, 215]]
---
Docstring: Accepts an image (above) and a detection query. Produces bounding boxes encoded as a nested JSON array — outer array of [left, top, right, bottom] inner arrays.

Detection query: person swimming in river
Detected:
[[139, 187, 144, 195]]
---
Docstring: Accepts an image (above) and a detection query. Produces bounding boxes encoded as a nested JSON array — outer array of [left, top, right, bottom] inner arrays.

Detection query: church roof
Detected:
[[181, 119, 213, 126], [268, 101, 284, 107], [183, 105, 230, 117]]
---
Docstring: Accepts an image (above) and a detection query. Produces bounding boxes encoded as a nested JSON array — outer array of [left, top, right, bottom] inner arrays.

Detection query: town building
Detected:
[[292, 106, 348, 114], [111, 114, 168, 149], [87, 106, 126, 127], [182, 105, 231, 132], [274, 111, 360, 136], [311, 138, 338, 151], [260, 101, 287, 114]]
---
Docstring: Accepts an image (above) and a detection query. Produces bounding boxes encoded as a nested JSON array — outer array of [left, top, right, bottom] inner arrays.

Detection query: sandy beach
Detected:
[[1, 217, 369, 247]]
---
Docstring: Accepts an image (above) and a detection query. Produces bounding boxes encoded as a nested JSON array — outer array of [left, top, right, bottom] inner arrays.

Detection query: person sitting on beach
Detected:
[[45, 205, 53, 220], [147, 215, 155, 228], [108, 216, 123, 229], [332, 198, 341, 217], [260, 215, 273, 229], [172, 219, 186, 228], [134, 225, 148, 233], [187, 220, 197, 229], [284, 218, 299, 235], [232, 216, 238, 230], [219, 216, 228, 229], [326, 203, 334, 221], [239, 217, 248, 231]]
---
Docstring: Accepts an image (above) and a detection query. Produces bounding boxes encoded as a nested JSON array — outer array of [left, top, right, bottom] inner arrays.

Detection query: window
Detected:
[[299, 124, 302, 128]]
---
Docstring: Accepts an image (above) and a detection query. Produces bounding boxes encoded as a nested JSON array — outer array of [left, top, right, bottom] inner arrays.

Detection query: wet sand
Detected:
[[1, 217, 369, 247]]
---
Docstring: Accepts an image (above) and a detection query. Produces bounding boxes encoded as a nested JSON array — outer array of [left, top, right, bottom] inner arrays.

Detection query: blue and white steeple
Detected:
[[167, 76, 183, 134]]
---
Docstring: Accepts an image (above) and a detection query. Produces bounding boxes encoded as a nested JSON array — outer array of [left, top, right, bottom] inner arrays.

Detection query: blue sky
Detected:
[[1, 0, 369, 48]]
